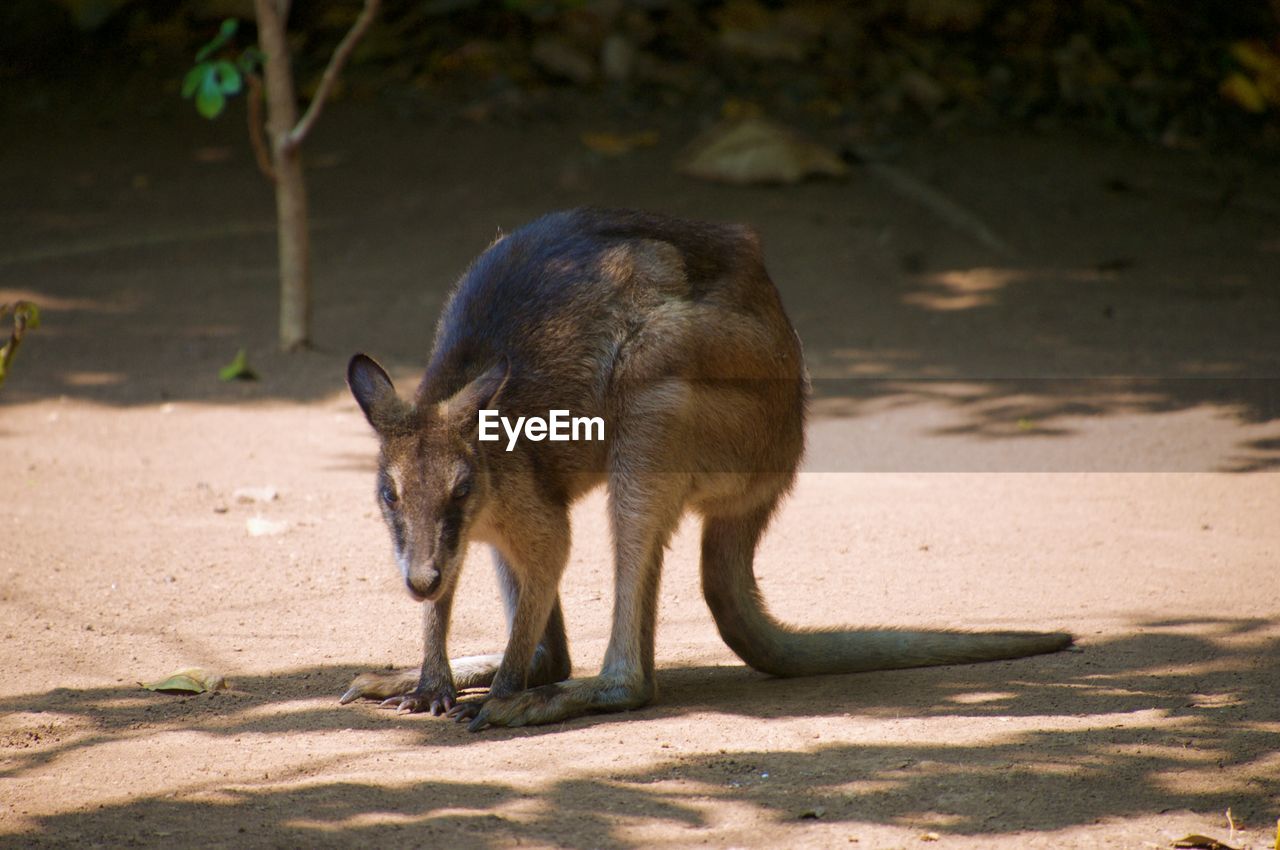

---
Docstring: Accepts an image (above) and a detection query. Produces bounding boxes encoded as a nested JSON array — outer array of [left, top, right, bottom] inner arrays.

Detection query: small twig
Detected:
[[851, 144, 1015, 257], [285, 0, 380, 152], [245, 71, 276, 182]]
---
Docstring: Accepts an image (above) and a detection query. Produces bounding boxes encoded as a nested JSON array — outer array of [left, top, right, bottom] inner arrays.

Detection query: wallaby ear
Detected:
[[443, 357, 510, 433], [476, 357, 511, 409], [347, 353, 399, 432]]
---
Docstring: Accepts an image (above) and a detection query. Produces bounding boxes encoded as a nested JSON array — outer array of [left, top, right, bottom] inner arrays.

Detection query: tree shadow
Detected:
[[1223, 437, 1280, 472], [3, 619, 1277, 847], [3, 105, 1277, 475]]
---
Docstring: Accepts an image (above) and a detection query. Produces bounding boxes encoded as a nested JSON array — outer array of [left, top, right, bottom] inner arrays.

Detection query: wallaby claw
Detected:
[[463, 699, 505, 732], [420, 692, 455, 715], [377, 695, 415, 712], [375, 690, 455, 716], [446, 698, 487, 729]]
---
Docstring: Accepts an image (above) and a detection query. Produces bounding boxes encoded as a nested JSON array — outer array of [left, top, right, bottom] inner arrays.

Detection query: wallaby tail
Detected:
[[699, 509, 1072, 678]]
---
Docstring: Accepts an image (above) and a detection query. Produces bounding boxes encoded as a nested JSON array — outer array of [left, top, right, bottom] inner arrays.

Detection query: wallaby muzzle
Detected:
[[405, 567, 443, 602]]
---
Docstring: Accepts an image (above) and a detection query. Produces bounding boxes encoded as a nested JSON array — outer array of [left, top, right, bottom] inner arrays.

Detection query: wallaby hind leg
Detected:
[[459, 468, 688, 731]]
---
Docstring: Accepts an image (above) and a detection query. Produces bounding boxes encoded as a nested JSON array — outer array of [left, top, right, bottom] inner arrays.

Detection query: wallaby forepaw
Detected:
[[378, 689, 455, 716]]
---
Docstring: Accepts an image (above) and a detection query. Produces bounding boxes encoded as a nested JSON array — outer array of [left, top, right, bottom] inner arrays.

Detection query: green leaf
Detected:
[[13, 302, 39, 330], [196, 71, 226, 119], [218, 348, 259, 382], [0, 300, 40, 390], [212, 60, 242, 95], [195, 17, 240, 62], [181, 65, 205, 99], [237, 46, 264, 75]]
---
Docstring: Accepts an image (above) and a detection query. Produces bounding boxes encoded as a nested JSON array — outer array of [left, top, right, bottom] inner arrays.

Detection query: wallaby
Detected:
[[341, 207, 1071, 731]]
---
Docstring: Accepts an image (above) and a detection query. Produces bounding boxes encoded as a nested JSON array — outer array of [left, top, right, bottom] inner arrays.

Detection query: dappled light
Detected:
[[903, 267, 1022, 312], [1, 620, 1276, 846], [3, 2, 1278, 846], [59, 370, 125, 387]]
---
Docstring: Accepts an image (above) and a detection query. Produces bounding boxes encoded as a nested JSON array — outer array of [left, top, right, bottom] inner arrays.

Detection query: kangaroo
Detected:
[[341, 207, 1071, 731]]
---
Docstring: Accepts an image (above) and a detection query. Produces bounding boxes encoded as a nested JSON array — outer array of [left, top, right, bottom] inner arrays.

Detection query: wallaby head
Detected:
[[347, 353, 508, 602]]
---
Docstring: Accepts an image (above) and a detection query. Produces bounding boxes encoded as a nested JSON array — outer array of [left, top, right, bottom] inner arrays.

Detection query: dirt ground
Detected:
[[2, 92, 1279, 849]]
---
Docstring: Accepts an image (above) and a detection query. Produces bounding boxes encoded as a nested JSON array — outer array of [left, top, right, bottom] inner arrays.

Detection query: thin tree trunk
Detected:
[[272, 151, 310, 351], [254, 0, 311, 351], [251, 0, 378, 351]]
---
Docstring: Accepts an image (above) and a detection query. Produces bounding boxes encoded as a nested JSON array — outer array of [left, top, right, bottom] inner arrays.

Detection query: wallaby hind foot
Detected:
[[448, 671, 655, 731]]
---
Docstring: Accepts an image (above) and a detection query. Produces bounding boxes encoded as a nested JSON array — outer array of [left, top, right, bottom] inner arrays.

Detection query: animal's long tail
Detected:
[[699, 508, 1071, 677]]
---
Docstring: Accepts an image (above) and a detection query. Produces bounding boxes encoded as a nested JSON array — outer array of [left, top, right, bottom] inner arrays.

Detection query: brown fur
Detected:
[[341, 208, 1071, 730]]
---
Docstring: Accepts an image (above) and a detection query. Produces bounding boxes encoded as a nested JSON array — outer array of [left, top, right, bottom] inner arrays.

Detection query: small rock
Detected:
[[532, 37, 595, 85], [246, 516, 288, 537], [192, 146, 232, 164], [632, 53, 698, 92], [901, 69, 947, 113], [234, 486, 278, 504], [905, 0, 985, 32], [621, 9, 657, 45], [719, 28, 808, 62], [601, 33, 636, 83]]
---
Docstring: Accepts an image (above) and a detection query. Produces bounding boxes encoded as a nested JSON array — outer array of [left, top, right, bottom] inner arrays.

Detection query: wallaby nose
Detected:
[[405, 569, 442, 601]]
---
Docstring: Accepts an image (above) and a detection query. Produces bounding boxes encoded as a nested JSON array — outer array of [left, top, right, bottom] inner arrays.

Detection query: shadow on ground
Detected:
[[3, 106, 1278, 473], [3, 619, 1277, 848]]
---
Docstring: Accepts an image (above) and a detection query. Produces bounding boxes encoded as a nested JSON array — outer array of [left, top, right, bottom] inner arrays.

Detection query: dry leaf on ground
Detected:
[[1172, 835, 1238, 850], [678, 117, 847, 185], [139, 668, 227, 694]]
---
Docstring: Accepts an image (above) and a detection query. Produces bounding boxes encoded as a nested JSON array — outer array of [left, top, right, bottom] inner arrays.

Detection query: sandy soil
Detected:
[[1, 96, 1278, 848]]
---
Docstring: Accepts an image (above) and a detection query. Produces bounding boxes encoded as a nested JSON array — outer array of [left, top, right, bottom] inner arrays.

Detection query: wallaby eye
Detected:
[[380, 484, 399, 507], [451, 479, 472, 501]]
